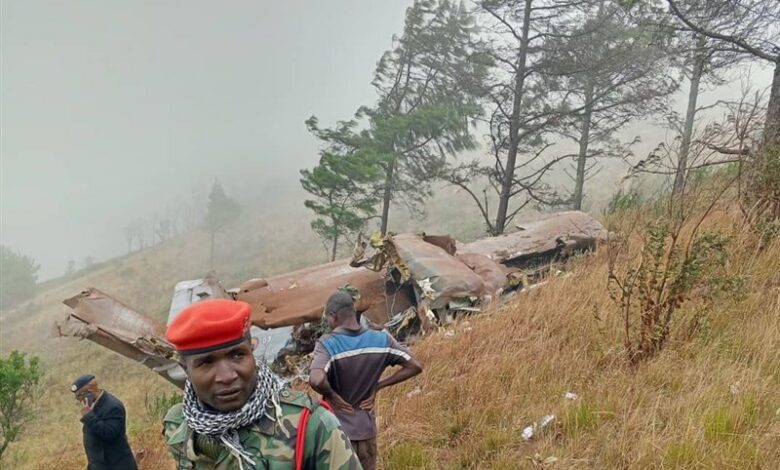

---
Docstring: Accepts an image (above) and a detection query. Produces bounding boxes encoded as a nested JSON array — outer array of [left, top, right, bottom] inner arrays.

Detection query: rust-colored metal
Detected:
[[236, 260, 407, 328], [58, 210, 608, 380], [55, 288, 183, 387], [459, 210, 607, 265], [384, 233, 488, 308]]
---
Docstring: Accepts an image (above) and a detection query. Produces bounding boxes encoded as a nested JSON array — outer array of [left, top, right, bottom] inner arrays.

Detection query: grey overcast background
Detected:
[[1, 0, 413, 279], [1, 1, 773, 280]]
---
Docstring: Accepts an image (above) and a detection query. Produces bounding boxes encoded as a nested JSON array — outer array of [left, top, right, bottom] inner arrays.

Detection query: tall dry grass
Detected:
[[374, 205, 780, 469], [2, 193, 778, 469]]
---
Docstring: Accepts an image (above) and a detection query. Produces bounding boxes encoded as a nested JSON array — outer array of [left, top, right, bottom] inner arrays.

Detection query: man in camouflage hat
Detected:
[[163, 298, 361, 469]]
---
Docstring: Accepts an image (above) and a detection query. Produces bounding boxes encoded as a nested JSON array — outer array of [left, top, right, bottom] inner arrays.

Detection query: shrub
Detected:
[[0, 351, 42, 460], [144, 391, 182, 421]]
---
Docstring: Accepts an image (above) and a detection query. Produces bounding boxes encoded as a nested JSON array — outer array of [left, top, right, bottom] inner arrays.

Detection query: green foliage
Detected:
[[300, 133, 382, 260], [563, 402, 599, 435], [303, 0, 487, 236], [0, 351, 42, 459], [609, 218, 731, 366], [144, 390, 182, 421], [0, 246, 40, 310], [607, 188, 642, 214], [664, 442, 698, 468], [703, 405, 737, 441], [385, 442, 430, 470]]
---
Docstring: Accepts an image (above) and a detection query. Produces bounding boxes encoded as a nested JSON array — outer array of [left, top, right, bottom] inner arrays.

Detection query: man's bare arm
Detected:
[[377, 358, 423, 391]]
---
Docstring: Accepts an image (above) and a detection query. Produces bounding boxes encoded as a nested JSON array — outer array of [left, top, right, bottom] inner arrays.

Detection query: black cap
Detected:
[[325, 291, 355, 316], [70, 374, 95, 393]]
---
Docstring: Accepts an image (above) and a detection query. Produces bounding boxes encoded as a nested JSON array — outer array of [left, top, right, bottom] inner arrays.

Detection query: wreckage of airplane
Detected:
[[54, 211, 607, 388]]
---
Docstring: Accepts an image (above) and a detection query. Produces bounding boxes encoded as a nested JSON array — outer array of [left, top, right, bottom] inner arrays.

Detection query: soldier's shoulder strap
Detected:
[[294, 396, 335, 470]]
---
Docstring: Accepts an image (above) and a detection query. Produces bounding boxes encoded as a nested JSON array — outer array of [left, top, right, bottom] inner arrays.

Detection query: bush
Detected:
[[0, 351, 42, 460], [608, 221, 730, 367], [144, 391, 182, 421]]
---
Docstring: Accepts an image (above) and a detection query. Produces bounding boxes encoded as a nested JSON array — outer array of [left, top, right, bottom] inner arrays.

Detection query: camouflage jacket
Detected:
[[163, 390, 362, 470]]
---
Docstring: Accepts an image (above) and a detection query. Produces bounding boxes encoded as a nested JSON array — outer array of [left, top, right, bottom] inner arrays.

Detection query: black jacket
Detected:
[[80, 391, 137, 470]]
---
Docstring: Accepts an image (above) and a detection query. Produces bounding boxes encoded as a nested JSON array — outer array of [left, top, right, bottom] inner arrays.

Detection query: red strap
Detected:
[[295, 400, 335, 470]]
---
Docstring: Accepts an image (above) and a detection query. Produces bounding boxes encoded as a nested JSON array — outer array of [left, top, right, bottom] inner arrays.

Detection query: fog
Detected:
[[1, 1, 773, 280], [1, 0, 413, 279]]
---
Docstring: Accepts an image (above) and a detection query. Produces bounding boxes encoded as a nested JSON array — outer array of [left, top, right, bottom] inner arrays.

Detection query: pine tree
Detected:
[[203, 180, 240, 267]]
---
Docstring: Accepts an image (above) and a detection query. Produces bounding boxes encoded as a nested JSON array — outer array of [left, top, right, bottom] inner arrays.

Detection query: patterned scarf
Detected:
[[182, 361, 286, 469]]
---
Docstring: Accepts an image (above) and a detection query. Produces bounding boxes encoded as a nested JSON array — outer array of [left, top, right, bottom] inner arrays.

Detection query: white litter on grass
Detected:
[[564, 391, 579, 401], [406, 387, 422, 399], [521, 414, 556, 441], [444, 331, 456, 338], [729, 382, 741, 395]]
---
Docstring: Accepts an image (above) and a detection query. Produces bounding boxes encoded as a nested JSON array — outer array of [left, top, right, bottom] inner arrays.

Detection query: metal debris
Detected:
[[54, 288, 183, 387], [58, 211, 607, 381]]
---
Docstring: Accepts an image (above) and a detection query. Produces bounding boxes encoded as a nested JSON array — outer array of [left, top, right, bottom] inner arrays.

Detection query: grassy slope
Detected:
[[374, 208, 780, 469], [3, 189, 778, 469], [0, 187, 489, 468]]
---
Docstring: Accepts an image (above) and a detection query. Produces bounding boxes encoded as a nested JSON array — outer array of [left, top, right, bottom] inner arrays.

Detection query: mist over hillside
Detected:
[[1, 0, 774, 281]]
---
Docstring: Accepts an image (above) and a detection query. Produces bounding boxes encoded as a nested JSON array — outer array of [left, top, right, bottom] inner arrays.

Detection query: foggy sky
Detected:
[[1, 1, 773, 280], [1, 0, 413, 279]]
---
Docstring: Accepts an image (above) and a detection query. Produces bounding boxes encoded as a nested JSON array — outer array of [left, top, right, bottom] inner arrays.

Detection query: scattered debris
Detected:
[[729, 382, 741, 395], [406, 387, 423, 399], [564, 391, 579, 401], [521, 414, 556, 441], [58, 211, 607, 382]]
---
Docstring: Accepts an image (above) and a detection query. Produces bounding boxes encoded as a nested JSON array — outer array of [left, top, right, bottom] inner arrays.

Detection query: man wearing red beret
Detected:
[[163, 298, 361, 469]]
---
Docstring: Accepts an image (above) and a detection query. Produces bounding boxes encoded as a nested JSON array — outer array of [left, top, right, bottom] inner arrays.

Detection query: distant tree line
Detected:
[[0, 246, 39, 310], [300, 0, 779, 259]]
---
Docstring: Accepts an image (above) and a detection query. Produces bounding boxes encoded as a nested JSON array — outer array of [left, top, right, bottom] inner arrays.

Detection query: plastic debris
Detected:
[[729, 382, 741, 395], [521, 414, 556, 441], [564, 391, 579, 401], [444, 331, 456, 338], [406, 387, 422, 399]]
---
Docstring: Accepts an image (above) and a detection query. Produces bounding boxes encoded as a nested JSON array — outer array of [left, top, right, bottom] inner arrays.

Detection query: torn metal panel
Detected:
[[167, 277, 291, 365], [459, 211, 607, 266], [455, 253, 508, 299], [63, 288, 167, 337], [57, 288, 184, 387], [385, 233, 488, 309], [168, 274, 230, 324], [236, 259, 396, 328]]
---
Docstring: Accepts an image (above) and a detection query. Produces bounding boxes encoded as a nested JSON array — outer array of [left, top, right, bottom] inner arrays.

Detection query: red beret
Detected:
[[166, 299, 252, 355]]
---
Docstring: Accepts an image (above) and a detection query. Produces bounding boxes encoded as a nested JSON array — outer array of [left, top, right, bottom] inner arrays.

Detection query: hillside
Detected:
[[2, 189, 778, 469]]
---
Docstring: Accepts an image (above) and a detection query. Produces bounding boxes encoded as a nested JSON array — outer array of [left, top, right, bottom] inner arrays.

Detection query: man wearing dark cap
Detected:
[[309, 292, 423, 470], [71, 374, 137, 470], [163, 298, 361, 470]]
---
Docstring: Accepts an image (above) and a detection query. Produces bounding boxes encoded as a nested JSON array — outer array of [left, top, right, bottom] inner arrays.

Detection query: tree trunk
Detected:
[[209, 232, 215, 267], [764, 60, 780, 150], [674, 37, 706, 193], [494, 0, 532, 235], [380, 158, 395, 235], [573, 80, 595, 210], [330, 234, 339, 262]]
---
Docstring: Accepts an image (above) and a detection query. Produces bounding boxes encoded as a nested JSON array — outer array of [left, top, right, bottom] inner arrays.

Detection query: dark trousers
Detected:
[[350, 438, 377, 470]]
